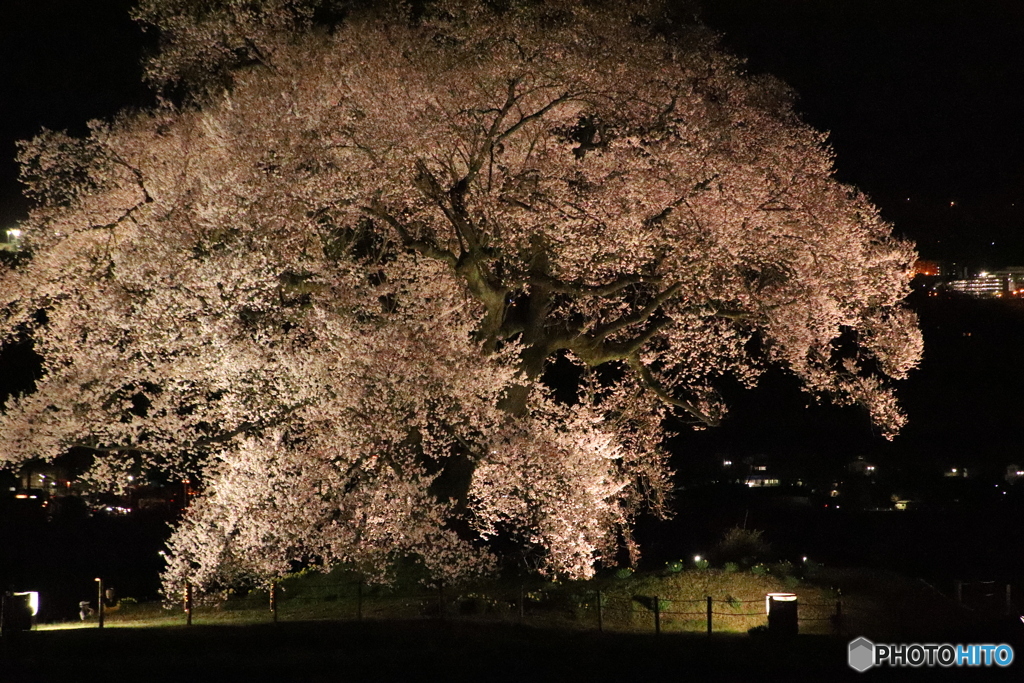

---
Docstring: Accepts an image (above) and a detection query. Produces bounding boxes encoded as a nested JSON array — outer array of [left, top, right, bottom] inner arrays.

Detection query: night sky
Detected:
[[700, 0, 1024, 268], [0, 0, 153, 228], [2, 0, 1022, 266]]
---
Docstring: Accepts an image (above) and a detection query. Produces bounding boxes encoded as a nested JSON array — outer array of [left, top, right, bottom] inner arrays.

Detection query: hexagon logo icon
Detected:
[[848, 637, 875, 672]]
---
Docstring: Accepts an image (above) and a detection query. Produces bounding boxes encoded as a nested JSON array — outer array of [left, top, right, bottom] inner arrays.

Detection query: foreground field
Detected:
[[3, 618, 1020, 683], [40, 565, 1013, 641], [6, 566, 1019, 682]]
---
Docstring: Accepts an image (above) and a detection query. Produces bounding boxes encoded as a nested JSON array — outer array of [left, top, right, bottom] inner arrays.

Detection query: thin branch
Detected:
[[69, 442, 158, 456], [628, 355, 718, 426], [107, 151, 154, 205], [493, 91, 580, 149], [78, 199, 150, 234], [362, 201, 458, 267], [643, 174, 720, 228]]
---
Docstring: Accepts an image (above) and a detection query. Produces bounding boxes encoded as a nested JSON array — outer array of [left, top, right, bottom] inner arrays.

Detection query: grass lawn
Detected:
[[58, 564, 1009, 640]]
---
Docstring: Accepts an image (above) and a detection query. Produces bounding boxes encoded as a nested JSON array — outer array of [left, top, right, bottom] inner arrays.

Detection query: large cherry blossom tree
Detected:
[[0, 0, 921, 593]]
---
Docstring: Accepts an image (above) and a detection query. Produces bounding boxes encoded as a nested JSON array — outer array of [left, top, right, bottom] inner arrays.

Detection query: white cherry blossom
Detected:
[[0, 1, 921, 594]]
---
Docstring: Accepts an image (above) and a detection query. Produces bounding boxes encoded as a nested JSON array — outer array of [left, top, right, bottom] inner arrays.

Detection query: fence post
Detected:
[[706, 596, 712, 635], [654, 596, 661, 635], [185, 581, 193, 626], [95, 578, 105, 629], [357, 579, 363, 621], [596, 590, 603, 633], [270, 581, 278, 623]]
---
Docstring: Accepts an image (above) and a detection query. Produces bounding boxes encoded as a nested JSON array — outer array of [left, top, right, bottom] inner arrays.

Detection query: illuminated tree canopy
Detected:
[[0, 0, 921, 592]]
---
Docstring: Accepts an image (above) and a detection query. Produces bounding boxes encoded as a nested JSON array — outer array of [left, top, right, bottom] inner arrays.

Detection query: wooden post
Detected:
[[185, 581, 193, 626], [654, 596, 661, 635], [95, 578, 105, 629], [357, 579, 363, 621], [706, 596, 712, 635], [596, 590, 603, 633], [270, 581, 278, 623]]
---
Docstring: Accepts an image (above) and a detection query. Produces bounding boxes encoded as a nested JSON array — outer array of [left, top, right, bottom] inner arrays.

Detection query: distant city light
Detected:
[[1, 228, 24, 252]]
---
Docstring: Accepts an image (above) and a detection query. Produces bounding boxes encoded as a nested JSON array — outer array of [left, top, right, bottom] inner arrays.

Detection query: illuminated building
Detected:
[[945, 268, 1024, 298]]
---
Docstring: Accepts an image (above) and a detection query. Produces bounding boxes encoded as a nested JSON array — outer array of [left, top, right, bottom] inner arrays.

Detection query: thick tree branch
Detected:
[[527, 272, 656, 297], [564, 316, 671, 366], [591, 282, 681, 342], [413, 160, 482, 253]]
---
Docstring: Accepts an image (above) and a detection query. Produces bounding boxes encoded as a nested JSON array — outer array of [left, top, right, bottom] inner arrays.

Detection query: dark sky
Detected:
[[1, 0, 1022, 267], [698, 0, 1024, 268], [0, 0, 152, 228]]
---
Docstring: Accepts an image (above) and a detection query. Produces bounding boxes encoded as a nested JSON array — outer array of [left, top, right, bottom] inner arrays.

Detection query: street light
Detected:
[[12, 591, 38, 618], [95, 578, 105, 628]]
